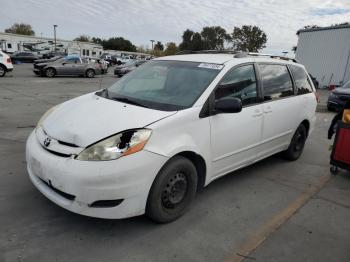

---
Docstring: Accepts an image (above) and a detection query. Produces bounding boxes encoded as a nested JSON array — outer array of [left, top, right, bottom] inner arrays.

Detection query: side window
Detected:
[[289, 65, 313, 95], [215, 65, 259, 106], [66, 57, 79, 64], [259, 64, 294, 101]]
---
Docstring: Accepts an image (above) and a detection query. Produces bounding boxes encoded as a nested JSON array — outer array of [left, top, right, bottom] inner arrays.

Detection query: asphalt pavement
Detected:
[[0, 64, 349, 262]]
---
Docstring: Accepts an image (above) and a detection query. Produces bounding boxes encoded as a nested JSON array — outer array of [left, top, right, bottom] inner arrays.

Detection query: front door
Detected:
[[257, 64, 297, 158], [210, 64, 263, 178]]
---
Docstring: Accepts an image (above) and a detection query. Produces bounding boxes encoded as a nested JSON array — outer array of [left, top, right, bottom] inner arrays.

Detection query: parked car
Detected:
[[11, 51, 39, 63], [0, 50, 14, 77], [42, 51, 67, 59], [100, 54, 121, 66], [114, 60, 146, 77], [327, 80, 350, 111], [309, 73, 319, 89], [120, 56, 133, 64], [33, 55, 102, 78], [26, 53, 317, 223]]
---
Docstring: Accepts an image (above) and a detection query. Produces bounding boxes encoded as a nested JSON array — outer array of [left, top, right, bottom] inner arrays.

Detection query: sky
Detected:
[[1, 0, 350, 55]]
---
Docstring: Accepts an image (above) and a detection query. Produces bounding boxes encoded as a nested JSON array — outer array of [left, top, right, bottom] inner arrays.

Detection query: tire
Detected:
[[45, 68, 56, 78], [330, 166, 338, 175], [86, 69, 95, 78], [0, 64, 6, 77], [146, 156, 198, 223], [282, 124, 307, 161]]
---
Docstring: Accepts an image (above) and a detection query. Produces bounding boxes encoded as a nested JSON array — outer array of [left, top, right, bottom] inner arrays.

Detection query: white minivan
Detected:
[[26, 52, 317, 223], [0, 50, 14, 77]]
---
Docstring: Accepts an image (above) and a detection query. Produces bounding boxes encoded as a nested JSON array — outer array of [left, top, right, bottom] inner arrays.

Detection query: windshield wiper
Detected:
[[110, 96, 149, 108]]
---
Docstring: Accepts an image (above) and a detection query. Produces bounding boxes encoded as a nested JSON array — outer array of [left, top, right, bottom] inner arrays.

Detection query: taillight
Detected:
[[7, 58, 12, 63], [314, 91, 320, 103], [329, 84, 336, 91]]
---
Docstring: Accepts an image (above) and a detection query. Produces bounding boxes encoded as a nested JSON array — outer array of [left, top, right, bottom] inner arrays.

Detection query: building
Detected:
[[295, 24, 350, 88], [0, 32, 103, 58]]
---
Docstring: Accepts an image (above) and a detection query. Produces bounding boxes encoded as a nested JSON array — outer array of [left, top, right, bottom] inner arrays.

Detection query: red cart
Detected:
[[330, 121, 350, 174]]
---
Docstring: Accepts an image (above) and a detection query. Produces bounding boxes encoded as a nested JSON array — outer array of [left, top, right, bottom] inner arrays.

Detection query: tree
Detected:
[[101, 37, 136, 52], [191, 33, 203, 51], [5, 23, 35, 36], [91, 37, 103, 44], [200, 26, 231, 50], [74, 35, 91, 42], [154, 41, 164, 51], [231, 25, 267, 52], [163, 42, 178, 56], [303, 25, 320, 29], [179, 29, 195, 50]]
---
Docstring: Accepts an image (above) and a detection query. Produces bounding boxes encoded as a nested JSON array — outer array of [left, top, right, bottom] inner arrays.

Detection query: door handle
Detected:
[[252, 109, 263, 117], [264, 106, 272, 114]]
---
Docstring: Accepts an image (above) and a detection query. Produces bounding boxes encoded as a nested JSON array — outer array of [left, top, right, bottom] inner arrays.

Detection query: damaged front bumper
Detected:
[[26, 130, 168, 219]]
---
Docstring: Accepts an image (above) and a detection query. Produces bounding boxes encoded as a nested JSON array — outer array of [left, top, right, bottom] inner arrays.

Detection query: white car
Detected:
[[0, 50, 14, 77], [26, 52, 317, 223]]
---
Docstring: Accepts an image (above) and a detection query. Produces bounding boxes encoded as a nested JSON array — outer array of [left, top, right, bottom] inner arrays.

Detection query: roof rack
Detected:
[[175, 50, 299, 63], [175, 50, 242, 55], [247, 52, 299, 63]]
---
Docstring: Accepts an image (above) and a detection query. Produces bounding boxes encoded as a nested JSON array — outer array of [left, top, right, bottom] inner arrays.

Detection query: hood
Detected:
[[42, 93, 177, 147], [334, 87, 350, 96], [35, 62, 49, 67]]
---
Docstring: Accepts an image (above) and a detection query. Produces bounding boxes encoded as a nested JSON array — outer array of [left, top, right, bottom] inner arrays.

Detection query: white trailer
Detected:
[[295, 24, 350, 88]]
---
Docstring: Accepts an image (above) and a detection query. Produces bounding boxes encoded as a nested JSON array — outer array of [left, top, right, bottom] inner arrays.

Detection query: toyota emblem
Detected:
[[44, 137, 51, 147]]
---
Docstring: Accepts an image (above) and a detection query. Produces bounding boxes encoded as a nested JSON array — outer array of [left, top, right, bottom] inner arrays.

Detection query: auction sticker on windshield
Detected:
[[198, 63, 224, 70]]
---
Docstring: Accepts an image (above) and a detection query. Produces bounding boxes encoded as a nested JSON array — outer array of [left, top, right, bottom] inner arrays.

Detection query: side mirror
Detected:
[[215, 97, 242, 114]]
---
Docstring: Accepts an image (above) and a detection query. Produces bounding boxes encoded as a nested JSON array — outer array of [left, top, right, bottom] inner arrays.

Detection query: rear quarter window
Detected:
[[289, 65, 313, 95]]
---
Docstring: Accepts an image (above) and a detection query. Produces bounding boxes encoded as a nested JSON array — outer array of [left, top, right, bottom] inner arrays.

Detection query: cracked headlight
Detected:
[[76, 129, 152, 161]]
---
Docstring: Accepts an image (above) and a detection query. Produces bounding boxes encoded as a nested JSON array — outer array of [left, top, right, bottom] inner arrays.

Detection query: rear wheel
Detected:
[[146, 156, 197, 223], [45, 68, 56, 78], [86, 69, 95, 78], [0, 65, 6, 77], [282, 124, 307, 161]]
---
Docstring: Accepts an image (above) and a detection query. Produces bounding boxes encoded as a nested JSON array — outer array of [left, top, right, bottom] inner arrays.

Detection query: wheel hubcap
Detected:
[[161, 173, 188, 209]]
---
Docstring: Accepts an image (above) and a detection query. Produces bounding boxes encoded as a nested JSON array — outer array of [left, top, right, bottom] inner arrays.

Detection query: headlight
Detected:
[[36, 105, 58, 128], [330, 92, 338, 98], [76, 129, 152, 161]]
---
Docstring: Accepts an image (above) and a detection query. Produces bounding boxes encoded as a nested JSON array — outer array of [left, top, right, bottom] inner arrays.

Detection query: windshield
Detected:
[[105, 60, 222, 111]]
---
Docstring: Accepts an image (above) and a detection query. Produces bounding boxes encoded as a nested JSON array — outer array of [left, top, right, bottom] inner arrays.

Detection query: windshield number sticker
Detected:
[[198, 63, 224, 70]]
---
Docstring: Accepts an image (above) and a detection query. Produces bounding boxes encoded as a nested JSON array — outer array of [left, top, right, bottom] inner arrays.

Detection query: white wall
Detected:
[[296, 27, 350, 87]]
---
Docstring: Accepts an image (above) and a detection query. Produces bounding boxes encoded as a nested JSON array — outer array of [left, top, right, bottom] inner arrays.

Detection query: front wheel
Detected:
[[45, 68, 56, 78], [146, 156, 198, 223], [86, 69, 95, 78], [282, 124, 307, 161], [0, 65, 6, 77]]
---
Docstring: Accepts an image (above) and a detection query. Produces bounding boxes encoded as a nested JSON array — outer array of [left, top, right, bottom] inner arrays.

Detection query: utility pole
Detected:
[[53, 25, 57, 54], [150, 40, 155, 50]]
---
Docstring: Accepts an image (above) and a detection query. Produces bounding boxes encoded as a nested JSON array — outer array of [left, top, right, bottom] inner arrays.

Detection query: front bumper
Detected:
[[33, 69, 43, 75], [26, 131, 168, 219]]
